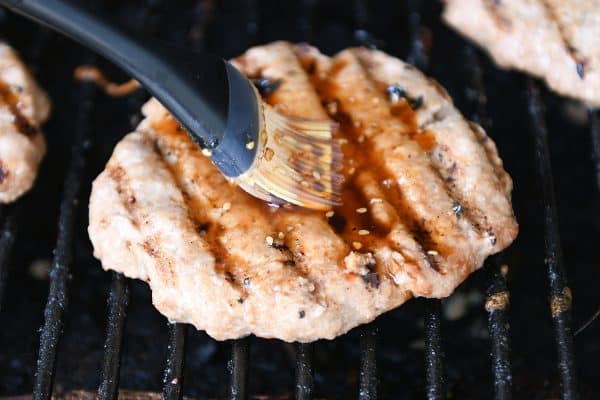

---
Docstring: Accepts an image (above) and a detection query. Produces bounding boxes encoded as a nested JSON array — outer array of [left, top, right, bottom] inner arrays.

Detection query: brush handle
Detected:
[[1, 0, 260, 176]]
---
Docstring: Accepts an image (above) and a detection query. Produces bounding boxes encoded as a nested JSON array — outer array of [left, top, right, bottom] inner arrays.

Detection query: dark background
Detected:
[[0, 0, 598, 398]]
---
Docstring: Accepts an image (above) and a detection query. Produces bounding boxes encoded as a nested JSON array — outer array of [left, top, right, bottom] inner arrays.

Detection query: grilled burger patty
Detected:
[[88, 42, 518, 342], [0, 42, 50, 203], [443, 0, 600, 107]]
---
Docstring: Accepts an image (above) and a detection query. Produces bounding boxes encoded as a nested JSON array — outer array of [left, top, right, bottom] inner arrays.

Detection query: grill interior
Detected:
[[0, 0, 599, 399]]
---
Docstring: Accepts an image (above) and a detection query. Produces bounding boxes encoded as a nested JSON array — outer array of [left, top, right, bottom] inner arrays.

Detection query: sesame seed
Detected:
[[266, 236, 274, 246], [301, 180, 310, 188], [356, 207, 368, 214], [348, 167, 356, 175], [358, 230, 370, 236], [312, 171, 321, 181], [427, 250, 439, 256], [278, 231, 285, 239], [352, 241, 363, 250], [222, 202, 231, 211], [201, 148, 212, 157], [246, 140, 255, 150], [325, 210, 335, 218], [370, 198, 383, 204], [264, 147, 274, 161]]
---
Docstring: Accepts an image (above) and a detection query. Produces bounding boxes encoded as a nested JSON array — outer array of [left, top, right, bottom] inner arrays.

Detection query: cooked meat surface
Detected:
[[443, 0, 600, 106], [88, 42, 517, 342], [0, 42, 50, 203]]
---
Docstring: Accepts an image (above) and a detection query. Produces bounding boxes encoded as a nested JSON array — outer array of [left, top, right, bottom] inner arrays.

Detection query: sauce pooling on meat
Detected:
[[151, 54, 447, 281], [163, 60, 449, 287]]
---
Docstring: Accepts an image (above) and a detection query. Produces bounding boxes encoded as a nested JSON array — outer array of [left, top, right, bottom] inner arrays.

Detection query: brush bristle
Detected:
[[235, 103, 343, 210]]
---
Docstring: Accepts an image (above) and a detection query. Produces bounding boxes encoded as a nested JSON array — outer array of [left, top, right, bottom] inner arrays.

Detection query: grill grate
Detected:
[[0, 204, 19, 311], [162, 323, 187, 400], [528, 83, 579, 399], [98, 272, 129, 400], [33, 52, 97, 400], [1, 0, 597, 399]]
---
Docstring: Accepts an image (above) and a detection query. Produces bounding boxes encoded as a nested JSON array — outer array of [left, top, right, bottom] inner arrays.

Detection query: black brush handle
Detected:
[[1, 0, 260, 176]]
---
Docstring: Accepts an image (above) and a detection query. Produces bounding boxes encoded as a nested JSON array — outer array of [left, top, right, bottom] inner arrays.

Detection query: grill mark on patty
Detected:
[[107, 162, 176, 284], [292, 48, 430, 278], [0, 78, 39, 137], [354, 52, 494, 241], [540, 0, 589, 79], [234, 46, 349, 294], [147, 116, 318, 300], [320, 52, 484, 273], [355, 49, 517, 250], [147, 122, 245, 292]]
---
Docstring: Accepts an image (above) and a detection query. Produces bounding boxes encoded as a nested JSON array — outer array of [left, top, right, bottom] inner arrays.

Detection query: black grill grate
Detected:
[[33, 53, 97, 400], [0, 0, 597, 399], [527, 83, 579, 399], [98, 272, 129, 400]]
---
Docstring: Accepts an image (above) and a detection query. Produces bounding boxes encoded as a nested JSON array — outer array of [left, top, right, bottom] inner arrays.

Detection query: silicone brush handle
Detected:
[[0, 0, 260, 177]]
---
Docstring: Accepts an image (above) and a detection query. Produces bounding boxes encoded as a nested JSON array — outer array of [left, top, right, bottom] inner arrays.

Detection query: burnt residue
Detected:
[[363, 259, 380, 289], [298, 310, 306, 319], [425, 252, 442, 273], [270, 242, 290, 252], [363, 271, 380, 289], [486, 228, 497, 246], [452, 201, 463, 217], [252, 77, 282, 96], [197, 223, 210, 235], [225, 271, 236, 283], [540, 0, 589, 79], [0, 161, 7, 184], [386, 84, 424, 110], [446, 162, 458, 182]]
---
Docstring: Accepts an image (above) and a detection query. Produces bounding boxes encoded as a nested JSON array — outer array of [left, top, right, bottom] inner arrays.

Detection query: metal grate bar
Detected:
[[462, 45, 513, 400], [591, 108, 600, 190], [163, 323, 187, 400], [98, 272, 129, 400], [424, 300, 445, 400], [229, 337, 250, 400], [358, 324, 377, 400], [32, 58, 97, 400], [295, 343, 314, 400], [0, 204, 20, 311], [486, 261, 512, 400], [527, 82, 579, 400]]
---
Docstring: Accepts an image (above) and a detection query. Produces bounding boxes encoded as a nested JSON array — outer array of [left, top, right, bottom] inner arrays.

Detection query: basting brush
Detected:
[[1, 0, 343, 210]]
